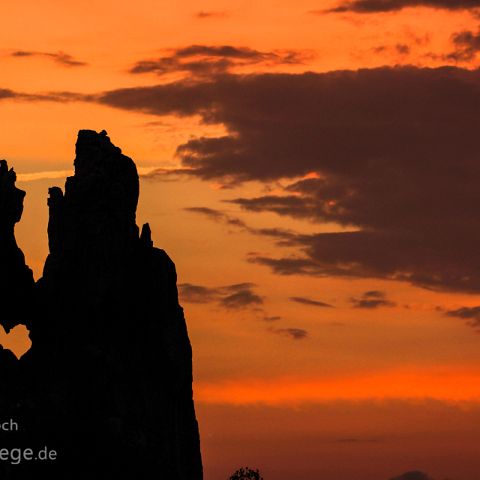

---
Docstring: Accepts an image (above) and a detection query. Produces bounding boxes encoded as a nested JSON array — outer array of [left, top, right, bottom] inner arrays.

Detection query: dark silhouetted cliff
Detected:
[[0, 160, 34, 333], [0, 130, 203, 479]]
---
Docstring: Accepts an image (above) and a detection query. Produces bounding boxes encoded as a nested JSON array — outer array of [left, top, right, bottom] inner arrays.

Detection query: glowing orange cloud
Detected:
[[195, 366, 480, 405]]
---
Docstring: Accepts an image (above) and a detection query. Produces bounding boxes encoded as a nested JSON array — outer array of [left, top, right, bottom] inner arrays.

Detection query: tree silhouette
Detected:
[[229, 467, 264, 480]]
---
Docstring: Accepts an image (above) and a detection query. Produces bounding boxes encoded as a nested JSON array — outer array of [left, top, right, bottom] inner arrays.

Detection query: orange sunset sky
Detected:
[[2, 1, 480, 479]]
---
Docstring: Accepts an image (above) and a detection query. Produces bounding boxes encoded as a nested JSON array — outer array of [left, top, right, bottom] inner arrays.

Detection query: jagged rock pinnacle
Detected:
[[0, 160, 34, 333], [0, 130, 203, 479]]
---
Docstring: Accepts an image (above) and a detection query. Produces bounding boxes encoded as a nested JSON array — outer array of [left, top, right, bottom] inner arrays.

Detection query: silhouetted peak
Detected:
[[72, 130, 139, 211], [75, 129, 120, 163], [74, 129, 138, 212], [0, 159, 25, 232], [140, 222, 153, 247], [46, 130, 142, 265]]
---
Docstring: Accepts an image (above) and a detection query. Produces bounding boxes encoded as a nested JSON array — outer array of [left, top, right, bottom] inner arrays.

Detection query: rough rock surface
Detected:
[[0, 130, 203, 479], [0, 160, 34, 333]]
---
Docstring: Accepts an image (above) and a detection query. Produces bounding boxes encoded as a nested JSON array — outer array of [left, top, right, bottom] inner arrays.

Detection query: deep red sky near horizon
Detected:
[[2, 1, 480, 479]]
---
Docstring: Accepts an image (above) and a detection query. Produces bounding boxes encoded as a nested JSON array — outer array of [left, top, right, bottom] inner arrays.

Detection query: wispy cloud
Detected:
[[10, 50, 87, 67], [444, 305, 480, 330], [324, 0, 480, 14], [184, 206, 298, 244], [270, 327, 309, 340], [0, 88, 92, 103], [179, 282, 263, 309], [129, 45, 309, 79], [290, 296, 333, 308], [16, 169, 72, 183], [14, 166, 160, 183], [350, 291, 395, 309]]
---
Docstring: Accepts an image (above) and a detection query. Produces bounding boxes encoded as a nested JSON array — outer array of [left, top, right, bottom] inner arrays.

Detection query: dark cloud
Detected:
[[194, 10, 228, 18], [177, 283, 220, 303], [290, 296, 333, 307], [373, 43, 411, 56], [326, 0, 480, 13], [389, 472, 433, 480], [184, 206, 225, 221], [228, 195, 315, 218], [350, 290, 396, 309], [220, 289, 263, 309], [97, 66, 480, 293], [178, 282, 263, 309], [129, 45, 307, 79], [445, 29, 480, 61], [396, 43, 411, 54], [444, 305, 480, 329], [10, 50, 86, 67], [248, 255, 324, 276], [271, 327, 308, 340], [0, 88, 16, 100]]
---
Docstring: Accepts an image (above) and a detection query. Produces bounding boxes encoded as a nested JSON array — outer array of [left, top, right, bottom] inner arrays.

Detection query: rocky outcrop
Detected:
[[0, 131, 203, 479], [0, 160, 34, 333]]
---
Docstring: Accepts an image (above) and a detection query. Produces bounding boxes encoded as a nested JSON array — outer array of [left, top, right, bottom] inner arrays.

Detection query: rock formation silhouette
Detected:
[[0, 130, 203, 479], [0, 160, 34, 333]]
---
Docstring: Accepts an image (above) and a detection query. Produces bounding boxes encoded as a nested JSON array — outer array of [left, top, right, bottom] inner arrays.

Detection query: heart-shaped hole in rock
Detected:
[[0, 324, 32, 359]]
